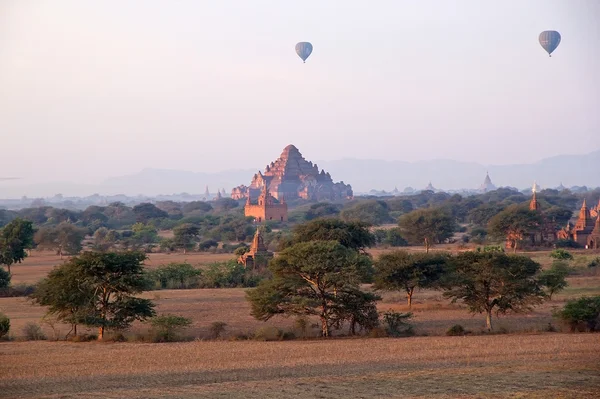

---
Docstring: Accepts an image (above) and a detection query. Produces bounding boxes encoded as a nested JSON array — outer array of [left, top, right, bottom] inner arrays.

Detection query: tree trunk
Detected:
[[74, 324, 77, 336], [320, 316, 329, 337], [424, 238, 430, 254], [407, 287, 414, 308], [513, 240, 518, 254], [183, 248, 187, 254], [6, 264, 11, 274], [98, 326, 104, 340], [486, 309, 493, 331]]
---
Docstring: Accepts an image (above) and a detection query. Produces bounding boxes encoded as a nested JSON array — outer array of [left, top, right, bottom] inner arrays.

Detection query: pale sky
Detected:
[[1, 0, 599, 184]]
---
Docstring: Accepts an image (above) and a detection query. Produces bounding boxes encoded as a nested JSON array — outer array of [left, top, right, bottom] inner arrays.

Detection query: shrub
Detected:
[[554, 296, 600, 332], [149, 314, 192, 342], [588, 257, 600, 268], [382, 311, 413, 337], [198, 239, 219, 251], [550, 249, 573, 261], [446, 324, 467, 336], [0, 267, 10, 289], [368, 327, 388, 338], [539, 261, 571, 299], [254, 326, 284, 341], [22, 322, 46, 341], [68, 334, 97, 342], [148, 263, 202, 290], [0, 313, 10, 339], [0, 283, 36, 298], [554, 239, 580, 249], [209, 321, 227, 339]]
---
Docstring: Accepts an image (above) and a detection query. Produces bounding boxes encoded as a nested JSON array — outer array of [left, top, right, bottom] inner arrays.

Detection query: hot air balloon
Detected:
[[539, 31, 561, 57], [295, 42, 313, 63]]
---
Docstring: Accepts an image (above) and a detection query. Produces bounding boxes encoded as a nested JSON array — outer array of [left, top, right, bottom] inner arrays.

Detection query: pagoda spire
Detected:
[[529, 190, 540, 211]]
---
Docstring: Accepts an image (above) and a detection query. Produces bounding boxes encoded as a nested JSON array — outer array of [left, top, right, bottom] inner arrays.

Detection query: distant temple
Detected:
[[479, 172, 497, 193], [231, 145, 353, 202], [557, 199, 598, 247], [238, 228, 273, 269], [244, 186, 288, 223]]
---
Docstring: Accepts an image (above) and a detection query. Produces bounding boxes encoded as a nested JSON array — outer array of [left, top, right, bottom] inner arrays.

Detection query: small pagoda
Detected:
[[237, 228, 273, 270]]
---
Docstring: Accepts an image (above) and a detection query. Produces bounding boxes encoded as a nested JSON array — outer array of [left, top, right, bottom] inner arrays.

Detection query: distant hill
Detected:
[[1, 150, 598, 197]]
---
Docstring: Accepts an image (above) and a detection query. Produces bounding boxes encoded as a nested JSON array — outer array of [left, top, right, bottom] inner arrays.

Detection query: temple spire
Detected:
[[529, 190, 540, 211]]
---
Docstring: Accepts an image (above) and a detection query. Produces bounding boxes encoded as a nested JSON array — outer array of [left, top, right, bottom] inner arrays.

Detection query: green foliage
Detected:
[[286, 219, 376, 253], [149, 314, 192, 342], [382, 311, 413, 337], [333, 288, 380, 335], [34, 222, 87, 257], [476, 245, 505, 253], [374, 228, 408, 247], [0, 267, 10, 289], [340, 200, 391, 225], [182, 201, 213, 215], [589, 257, 600, 268], [398, 207, 456, 252], [132, 203, 168, 223], [470, 227, 488, 244], [539, 261, 570, 299], [0, 218, 35, 273], [0, 312, 9, 339], [549, 249, 574, 261], [147, 263, 202, 289], [247, 240, 374, 337], [446, 324, 467, 336], [32, 251, 155, 340], [233, 245, 250, 256], [554, 239, 580, 249], [488, 205, 542, 252], [92, 227, 119, 251], [443, 251, 545, 330], [173, 223, 200, 252], [22, 322, 46, 340], [305, 202, 341, 220], [375, 250, 448, 308], [209, 321, 227, 339], [198, 239, 219, 251], [555, 296, 600, 332], [200, 260, 264, 288]]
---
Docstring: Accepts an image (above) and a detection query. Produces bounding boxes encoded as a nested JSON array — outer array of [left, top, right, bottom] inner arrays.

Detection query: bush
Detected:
[[0, 283, 36, 298], [554, 239, 580, 249], [147, 263, 202, 290], [22, 322, 46, 341], [294, 317, 309, 338], [254, 326, 284, 341], [554, 296, 600, 332], [198, 239, 219, 251], [0, 267, 10, 289], [0, 313, 10, 339], [368, 327, 388, 338], [446, 324, 467, 336], [68, 334, 97, 342], [382, 311, 414, 337], [588, 257, 600, 268], [209, 321, 227, 339], [149, 314, 192, 342], [550, 249, 574, 261]]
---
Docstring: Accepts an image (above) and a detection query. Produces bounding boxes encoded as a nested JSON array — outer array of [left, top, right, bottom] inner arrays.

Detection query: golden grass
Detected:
[[1, 334, 599, 398], [8, 251, 237, 284]]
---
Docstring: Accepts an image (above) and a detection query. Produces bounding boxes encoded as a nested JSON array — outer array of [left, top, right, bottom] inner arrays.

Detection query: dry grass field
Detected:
[[1, 334, 599, 398], [1, 248, 599, 398]]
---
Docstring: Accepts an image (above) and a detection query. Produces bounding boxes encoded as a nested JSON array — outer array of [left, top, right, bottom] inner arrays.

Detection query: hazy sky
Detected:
[[1, 0, 599, 184]]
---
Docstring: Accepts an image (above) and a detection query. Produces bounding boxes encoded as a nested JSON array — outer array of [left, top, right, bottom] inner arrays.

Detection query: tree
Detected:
[[32, 251, 155, 339], [34, 222, 87, 259], [539, 261, 570, 300], [555, 296, 600, 332], [30, 260, 94, 337], [132, 203, 168, 223], [443, 251, 546, 330], [247, 240, 373, 337], [305, 202, 341, 220], [173, 224, 200, 254], [398, 208, 456, 253], [332, 288, 380, 335], [340, 200, 391, 225], [375, 250, 448, 308], [286, 219, 376, 253], [0, 267, 10, 289], [0, 218, 35, 273], [488, 205, 542, 253], [92, 227, 119, 252], [182, 201, 213, 215]]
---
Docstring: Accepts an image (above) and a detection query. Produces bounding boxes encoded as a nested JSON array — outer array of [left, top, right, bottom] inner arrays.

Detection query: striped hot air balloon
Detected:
[[539, 31, 561, 57], [295, 42, 313, 63]]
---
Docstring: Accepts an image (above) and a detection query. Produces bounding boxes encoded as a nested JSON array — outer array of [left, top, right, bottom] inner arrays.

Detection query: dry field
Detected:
[[1, 334, 599, 398]]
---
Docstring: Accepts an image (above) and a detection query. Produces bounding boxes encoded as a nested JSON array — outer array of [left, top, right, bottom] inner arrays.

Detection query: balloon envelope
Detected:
[[539, 31, 561, 56], [295, 42, 313, 62]]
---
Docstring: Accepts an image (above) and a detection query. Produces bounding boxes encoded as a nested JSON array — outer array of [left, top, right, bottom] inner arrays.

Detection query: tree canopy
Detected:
[[285, 219, 375, 253], [443, 251, 545, 330], [247, 240, 375, 337], [398, 208, 456, 253], [488, 205, 542, 252], [0, 218, 35, 273]]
